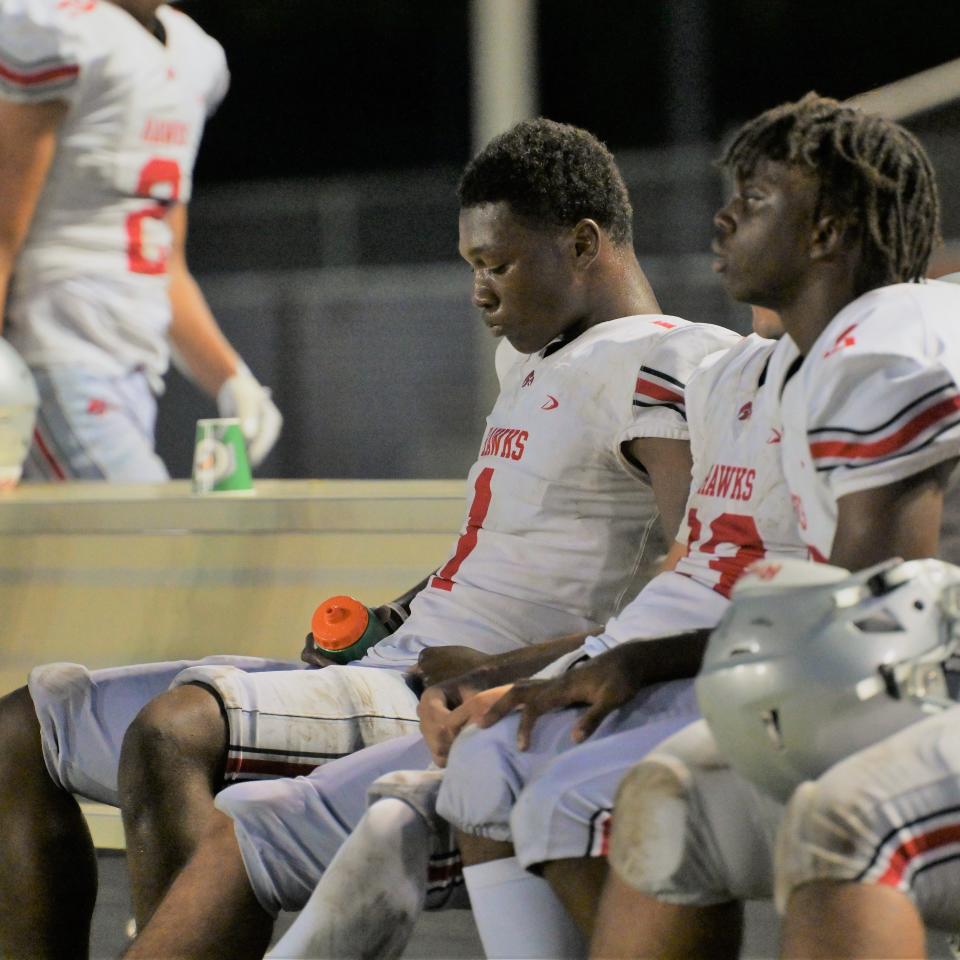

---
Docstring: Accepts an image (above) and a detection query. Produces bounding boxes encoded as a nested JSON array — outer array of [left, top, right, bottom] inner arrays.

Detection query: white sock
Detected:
[[463, 856, 586, 959], [267, 798, 430, 960]]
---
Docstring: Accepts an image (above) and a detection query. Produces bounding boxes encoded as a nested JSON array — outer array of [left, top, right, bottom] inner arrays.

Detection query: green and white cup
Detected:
[[192, 418, 254, 495]]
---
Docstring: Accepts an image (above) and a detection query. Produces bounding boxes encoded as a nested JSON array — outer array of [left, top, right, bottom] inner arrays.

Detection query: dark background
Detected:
[[181, 0, 960, 184]]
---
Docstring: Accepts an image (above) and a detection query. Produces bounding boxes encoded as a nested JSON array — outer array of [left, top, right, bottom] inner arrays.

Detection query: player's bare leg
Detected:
[[780, 881, 925, 959], [456, 829, 515, 867], [118, 683, 228, 926], [0, 686, 97, 960], [542, 855, 609, 936], [591, 867, 742, 960], [123, 808, 272, 960]]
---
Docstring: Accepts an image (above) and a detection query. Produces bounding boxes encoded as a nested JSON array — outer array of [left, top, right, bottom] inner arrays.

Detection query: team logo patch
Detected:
[[521, 371, 535, 388], [737, 402, 752, 421], [541, 395, 559, 410], [823, 323, 858, 359]]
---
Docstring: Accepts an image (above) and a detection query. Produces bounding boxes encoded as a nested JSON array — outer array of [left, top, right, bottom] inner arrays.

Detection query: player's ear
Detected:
[[810, 212, 857, 262], [571, 218, 602, 270]]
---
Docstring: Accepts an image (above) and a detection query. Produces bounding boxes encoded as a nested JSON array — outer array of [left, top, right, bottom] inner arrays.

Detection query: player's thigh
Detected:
[[27, 655, 295, 803], [777, 708, 960, 928], [510, 707, 700, 870], [437, 678, 698, 841], [215, 732, 432, 915], [26, 367, 167, 482], [609, 719, 783, 905], [170, 663, 421, 781]]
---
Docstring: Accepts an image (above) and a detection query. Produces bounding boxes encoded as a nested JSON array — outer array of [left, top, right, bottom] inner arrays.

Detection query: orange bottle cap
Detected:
[[311, 595, 371, 652]]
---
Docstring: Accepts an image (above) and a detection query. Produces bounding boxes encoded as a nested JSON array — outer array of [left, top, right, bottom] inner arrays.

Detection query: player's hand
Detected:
[[478, 649, 645, 750], [408, 645, 491, 688], [299, 634, 337, 668], [217, 366, 283, 467], [417, 683, 512, 767], [371, 603, 408, 635]]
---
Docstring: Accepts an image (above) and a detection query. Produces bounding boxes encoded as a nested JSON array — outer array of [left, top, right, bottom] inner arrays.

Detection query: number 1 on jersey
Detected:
[[431, 467, 494, 592]]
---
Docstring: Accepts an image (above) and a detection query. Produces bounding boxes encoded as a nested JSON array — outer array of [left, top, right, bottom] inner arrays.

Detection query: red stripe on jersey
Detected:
[[634, 378, 684, 405], [32, 428, 66, 480], [431, 467, 494, 592], [0, 58, 79, 88], [225, 755, 323, 778], [810, 395, 960, 463], [427, 855, 463, 886], [875, 823, 960, 887]]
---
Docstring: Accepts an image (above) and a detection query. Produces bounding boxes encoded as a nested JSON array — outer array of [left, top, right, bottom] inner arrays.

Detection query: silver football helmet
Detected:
[[696, 557, 960, 803], [0, 339, 38, 487]]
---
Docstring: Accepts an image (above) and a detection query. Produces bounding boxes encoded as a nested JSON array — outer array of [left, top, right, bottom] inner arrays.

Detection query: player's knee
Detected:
[[774, 778, 861, 910], [362, 797, 426, 846], [436, 725, 519, 839], [0, 685, 47, 793], [119, 683, 227, 797], [607, 755, 695, 894]]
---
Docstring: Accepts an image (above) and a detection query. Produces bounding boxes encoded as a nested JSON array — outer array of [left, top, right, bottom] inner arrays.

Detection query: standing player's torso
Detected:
[[780, 282, 960, 561], [5, 0, 226, 294], [675, 334, 808, 597]]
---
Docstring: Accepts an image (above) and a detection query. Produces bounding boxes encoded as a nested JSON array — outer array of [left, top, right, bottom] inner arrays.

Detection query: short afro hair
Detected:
[[721, 92, 940, 285], [459, 118, 634, 245]]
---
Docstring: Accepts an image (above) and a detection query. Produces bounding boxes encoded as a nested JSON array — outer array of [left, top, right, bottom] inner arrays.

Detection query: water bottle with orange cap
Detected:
[[304, 595, 403, 665]]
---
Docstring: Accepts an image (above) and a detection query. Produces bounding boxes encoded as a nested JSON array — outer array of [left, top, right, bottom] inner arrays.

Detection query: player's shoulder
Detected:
[[158, 4, 229, 110], [574, 314, 738, 361], [688, 331, 773, 394], [817, 282, 960, 363], [0, 0, 90, 97], [158, 4, 225, 62]]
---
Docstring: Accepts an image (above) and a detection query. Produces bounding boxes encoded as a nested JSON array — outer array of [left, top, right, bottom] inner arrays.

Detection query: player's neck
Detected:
[[779, 278, 862, 355], [591, 254, 663, 325]]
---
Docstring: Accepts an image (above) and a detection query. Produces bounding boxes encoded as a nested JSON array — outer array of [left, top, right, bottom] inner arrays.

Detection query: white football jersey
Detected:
[[779, 281, 960, 560], [673, 333, 808, 595], [584, 334, 809, 655], [361, 315, 740, 667], [0, 0, 228, 376]]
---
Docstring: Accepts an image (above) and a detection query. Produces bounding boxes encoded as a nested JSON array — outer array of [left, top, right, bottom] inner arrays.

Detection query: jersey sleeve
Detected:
[[0, 0, 82, 105], [806, 346, 960, 500], [161, 6, 230, 116], [200, 37, 229, 116], [622, 322, 741, 445]]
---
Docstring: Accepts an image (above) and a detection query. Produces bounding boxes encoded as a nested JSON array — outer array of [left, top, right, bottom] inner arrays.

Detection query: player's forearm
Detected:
[[604, 628, 713, 685], [451, 632, 593, 691], [0, 99, 68, 335], [167, 262, 239, 396]]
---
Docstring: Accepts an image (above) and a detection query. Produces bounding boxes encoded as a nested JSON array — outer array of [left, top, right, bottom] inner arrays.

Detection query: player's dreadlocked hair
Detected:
[[459, 118, 633, 245], [721, 92, 940, 286]]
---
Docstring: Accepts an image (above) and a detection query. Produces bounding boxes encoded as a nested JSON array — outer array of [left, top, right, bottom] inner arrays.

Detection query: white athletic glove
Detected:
[[217, 364, 283, 467]]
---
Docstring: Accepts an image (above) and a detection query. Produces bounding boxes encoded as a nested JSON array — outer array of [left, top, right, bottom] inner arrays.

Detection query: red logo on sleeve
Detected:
[[823, 323, 858, 358], [521, 371, 535, 388]]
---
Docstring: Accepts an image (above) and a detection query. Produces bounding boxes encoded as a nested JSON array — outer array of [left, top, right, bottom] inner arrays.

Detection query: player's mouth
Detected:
[[485, 320, 505, 337]]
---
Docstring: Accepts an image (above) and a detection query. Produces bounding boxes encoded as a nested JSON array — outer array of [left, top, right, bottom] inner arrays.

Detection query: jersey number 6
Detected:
[[126, 157, 181, 275]]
